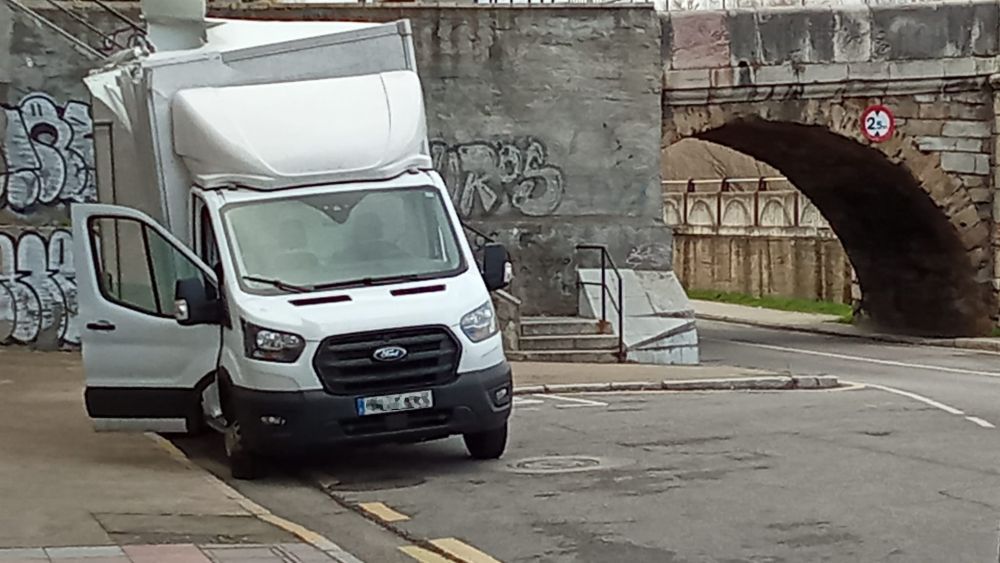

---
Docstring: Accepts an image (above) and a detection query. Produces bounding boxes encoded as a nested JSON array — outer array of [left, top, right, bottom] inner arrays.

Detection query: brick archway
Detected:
[[664, 99, 995, 337]]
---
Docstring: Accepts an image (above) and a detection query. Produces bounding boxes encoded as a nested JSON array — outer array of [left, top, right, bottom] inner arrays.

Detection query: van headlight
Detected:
[[243, 320, 305, 363], [461, 301, 499, 343]]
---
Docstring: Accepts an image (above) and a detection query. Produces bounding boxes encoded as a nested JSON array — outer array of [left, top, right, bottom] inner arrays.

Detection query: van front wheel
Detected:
[[463, 423, 508, 460], [224, 421, 259, 480]]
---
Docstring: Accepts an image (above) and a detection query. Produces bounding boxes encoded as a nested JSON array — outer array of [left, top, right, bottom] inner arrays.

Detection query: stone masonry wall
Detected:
[[659, 2, 1000, 335]]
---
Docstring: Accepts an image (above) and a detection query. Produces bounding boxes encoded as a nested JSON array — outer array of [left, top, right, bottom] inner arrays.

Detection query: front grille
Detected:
[[313, 326, 460, 395], [340, 408, 453, 437]]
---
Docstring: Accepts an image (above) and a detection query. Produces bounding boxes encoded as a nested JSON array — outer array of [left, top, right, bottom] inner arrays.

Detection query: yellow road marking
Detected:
[[399, 545, 452, 562], [430, 538, 502, 563], [359, 501, 411, 523], [145, 433, 362, 562]]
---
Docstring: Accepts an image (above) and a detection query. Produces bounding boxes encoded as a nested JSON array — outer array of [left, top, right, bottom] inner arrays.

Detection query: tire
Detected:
[[224, 419, 260, 480], [463, 423, 508, 460]]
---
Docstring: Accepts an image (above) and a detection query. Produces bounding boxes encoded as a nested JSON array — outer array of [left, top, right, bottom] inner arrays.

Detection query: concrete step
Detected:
[[507, 350, 620, 364], [521, 316, 610, 336], [518, 334, 620, 351]]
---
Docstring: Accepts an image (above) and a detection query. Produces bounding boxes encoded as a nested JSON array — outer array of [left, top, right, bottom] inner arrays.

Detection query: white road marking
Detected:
[[710, 337, 1000, 379], [966, 416, 996, 429], [845, 381, 996, 430], [861, 383, 965, 415], [513, 398, 545, 407], [538, 394, 609, 408]]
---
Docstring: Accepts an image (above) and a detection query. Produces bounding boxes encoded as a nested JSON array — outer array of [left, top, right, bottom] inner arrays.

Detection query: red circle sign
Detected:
[[861, 105, 895, 143]]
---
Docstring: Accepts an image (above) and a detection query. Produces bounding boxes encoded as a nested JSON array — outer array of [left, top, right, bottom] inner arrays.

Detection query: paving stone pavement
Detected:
[[0, 543, 340, 563]]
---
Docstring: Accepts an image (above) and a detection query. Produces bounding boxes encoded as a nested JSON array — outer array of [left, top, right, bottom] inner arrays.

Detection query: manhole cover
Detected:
[[506, 456, 630, 474]]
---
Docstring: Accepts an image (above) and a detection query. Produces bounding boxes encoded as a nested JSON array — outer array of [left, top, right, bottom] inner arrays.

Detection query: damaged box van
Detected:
[[75, 9, 513, 479]]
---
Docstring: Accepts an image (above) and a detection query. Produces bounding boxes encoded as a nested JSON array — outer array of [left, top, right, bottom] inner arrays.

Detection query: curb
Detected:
[[513, 375, 839, 394], [145, 434, 364, 563], [696, 313, 1000, 353]]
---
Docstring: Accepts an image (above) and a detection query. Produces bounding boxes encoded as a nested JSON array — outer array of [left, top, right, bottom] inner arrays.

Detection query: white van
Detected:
[[75, 16, 513, 478]]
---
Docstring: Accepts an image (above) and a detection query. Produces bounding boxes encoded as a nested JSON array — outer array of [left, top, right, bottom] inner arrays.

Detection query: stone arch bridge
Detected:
[[660, 2, 1000, 337]]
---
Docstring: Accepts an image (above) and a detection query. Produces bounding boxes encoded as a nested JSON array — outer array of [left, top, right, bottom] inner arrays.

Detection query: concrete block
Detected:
[[846, 61, 890, 80], [901, 118, 944, 136], [940, 152, 990, 175], [799, 63, 849, 83], [946, 103, 992, 121], [710, 67, 736, 88], [609, 381, 661, 391], [917, 104, 954, 120], [959, 174, 988, 189], [942, 120, 992, 138], [833, 8, 872, 63], [943, 58, 979, 77], [971, 2, 1000, 56], [670, 11, 731, 70], [887, 59, 947, 80], [915, 136, 983, 153], [793, 375, 839, 389], [664, 68, 712, 89], [727, 10, 760, 65], [661, 376, 794, 391], [887, 98, 919, 119], [975, 56, 999, 76], [754, 64, 798, 84], [757, 10, 836, 64], [542, 383, 614, 393], [871, 4, 980, 60]]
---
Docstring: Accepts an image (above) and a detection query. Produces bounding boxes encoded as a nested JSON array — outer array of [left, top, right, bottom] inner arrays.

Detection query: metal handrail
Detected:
[[575, 244, 624, 362], [3, 0, 103, 60]]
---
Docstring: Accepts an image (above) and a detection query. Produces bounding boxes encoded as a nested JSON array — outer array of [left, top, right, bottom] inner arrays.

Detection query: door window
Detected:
[[89, 216, 212, 318]]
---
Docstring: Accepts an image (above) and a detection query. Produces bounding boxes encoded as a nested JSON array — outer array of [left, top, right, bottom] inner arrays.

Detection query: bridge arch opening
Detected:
[[665, 117, 994, 337]]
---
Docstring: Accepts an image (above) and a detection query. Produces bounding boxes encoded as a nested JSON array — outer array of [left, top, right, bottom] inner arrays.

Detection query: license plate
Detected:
[[356, 390, 433, 416]]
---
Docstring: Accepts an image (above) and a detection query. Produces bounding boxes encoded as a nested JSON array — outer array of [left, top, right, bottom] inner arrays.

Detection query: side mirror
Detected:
[[174, 277, 221, 326], [482, 243, 512, 292]]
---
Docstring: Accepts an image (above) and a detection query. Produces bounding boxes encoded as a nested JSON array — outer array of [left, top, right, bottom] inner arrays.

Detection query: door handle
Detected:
[[86, 321, 117, 332]]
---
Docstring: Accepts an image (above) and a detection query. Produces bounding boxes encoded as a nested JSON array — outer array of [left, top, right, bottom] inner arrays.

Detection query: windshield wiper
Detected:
[[312, 274, 423, 291], [242, 276, 312, 293]]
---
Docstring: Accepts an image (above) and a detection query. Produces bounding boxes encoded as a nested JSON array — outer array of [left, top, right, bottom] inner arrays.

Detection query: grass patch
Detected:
[[688, 288, 853, 323]]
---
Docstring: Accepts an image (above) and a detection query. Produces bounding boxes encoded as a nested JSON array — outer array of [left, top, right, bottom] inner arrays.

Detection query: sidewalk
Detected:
[[692, 299, 1000, 352], [0, 349, 349, 562]]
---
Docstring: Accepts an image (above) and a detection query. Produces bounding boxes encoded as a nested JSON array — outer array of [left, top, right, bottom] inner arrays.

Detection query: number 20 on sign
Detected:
[[860, 105, 895, 143]]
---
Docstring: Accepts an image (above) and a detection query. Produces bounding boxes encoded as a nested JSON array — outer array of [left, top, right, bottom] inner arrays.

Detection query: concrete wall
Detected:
[[1, 4, 669, 350], [212, 5, 669, 316]]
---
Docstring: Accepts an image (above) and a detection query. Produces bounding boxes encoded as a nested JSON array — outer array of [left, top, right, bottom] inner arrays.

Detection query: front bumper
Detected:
[[230, 361, 512, 454]]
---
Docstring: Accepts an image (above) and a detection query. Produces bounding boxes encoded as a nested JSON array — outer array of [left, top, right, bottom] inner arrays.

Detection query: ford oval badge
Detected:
[[373, 345, 408, 362]]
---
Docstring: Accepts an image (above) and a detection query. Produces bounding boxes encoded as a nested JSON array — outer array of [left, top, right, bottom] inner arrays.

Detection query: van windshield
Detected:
[[222, 186, 465, 294]]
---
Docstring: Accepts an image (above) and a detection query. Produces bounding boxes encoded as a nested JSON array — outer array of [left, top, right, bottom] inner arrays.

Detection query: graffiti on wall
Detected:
[[0, 230, 79, 347], [430, 137, 565, 218], [1, 93, 97, 213], [99, 26, 152, 55]]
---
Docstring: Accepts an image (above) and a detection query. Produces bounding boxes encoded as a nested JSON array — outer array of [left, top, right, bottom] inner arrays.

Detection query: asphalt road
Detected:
[[173, 322, 1000, 563]]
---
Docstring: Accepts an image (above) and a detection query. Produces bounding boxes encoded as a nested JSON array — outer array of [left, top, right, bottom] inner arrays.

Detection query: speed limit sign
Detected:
[[861, 105, 895, 143]]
